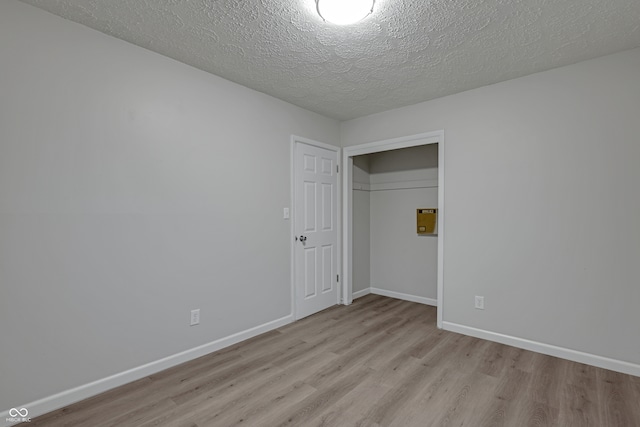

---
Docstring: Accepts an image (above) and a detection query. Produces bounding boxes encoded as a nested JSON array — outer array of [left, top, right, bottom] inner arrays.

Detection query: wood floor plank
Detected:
[[270, 367, 374, 427], [27, 377, 156, 427], [27, 297, 640, 427], [169, 335, 305, 406], [308, 377, 389, 427], [555, 361, 601, 427], [95, 397, 178, 427], [366, 357, 454, 426], [527, 353, 566, 410], [406, 326, 448, 359], [360, 325, 428, 373], [196, 380, 317, 427], [184, 347, 339, 426], [160, 364, 285, 426], [324, 316, 401, 355], [427, 371, 501, 427], [384, 302, 433, 335], [597, 367, 640, 427], [505, 345, 538, 373], [475, 367, 530, 427]]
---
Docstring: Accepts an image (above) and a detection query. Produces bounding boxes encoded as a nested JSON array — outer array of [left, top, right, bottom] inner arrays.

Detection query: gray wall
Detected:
[[341, 48, 640, 366], [0, 0, 339, 409]]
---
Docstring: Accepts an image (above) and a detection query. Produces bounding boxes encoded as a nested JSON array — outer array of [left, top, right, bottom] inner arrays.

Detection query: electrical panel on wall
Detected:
[[417, 209, 438, 235]]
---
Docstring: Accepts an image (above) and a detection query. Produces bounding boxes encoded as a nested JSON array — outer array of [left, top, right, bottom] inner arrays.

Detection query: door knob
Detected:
[[299, 235, 307, 242]]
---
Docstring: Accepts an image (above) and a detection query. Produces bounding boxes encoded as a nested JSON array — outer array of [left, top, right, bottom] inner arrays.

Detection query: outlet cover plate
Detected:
[[190, 309, 200, 326]]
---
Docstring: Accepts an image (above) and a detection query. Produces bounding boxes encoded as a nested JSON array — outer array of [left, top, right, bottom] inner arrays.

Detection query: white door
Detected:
[[294, 142, 339, 319]]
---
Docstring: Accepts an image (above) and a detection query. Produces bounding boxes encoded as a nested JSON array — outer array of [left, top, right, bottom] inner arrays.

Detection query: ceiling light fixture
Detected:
[[316, 0, 375, 25]]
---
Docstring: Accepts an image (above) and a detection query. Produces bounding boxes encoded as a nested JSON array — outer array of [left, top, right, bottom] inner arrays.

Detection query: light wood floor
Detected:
[[28, 295, 640, 426]]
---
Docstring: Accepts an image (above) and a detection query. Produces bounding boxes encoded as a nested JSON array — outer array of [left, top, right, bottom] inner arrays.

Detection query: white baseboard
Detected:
[[1, 314, 294, 426], [352, 288, 371, 299], [443, 321, 640, 378], [370, 287, 437, 306]]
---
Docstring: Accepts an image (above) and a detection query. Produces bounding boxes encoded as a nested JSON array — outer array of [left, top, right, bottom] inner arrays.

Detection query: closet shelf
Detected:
[[353, 179, 438, 192]]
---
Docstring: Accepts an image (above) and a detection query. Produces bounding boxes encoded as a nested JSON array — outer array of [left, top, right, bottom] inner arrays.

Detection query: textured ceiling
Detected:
[[19, 0, 640, 120]]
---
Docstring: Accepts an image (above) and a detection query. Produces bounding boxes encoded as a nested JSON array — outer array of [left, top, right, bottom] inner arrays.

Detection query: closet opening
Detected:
[[342, 131, 444, 328]]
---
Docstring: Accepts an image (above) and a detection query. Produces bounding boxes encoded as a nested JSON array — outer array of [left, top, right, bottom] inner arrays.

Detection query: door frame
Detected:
[[342, 130, 445, 329], [290, 135, 342, 320]]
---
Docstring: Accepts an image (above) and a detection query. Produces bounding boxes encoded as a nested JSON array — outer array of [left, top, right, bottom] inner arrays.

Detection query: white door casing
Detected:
[[294, 141, 339, 320]]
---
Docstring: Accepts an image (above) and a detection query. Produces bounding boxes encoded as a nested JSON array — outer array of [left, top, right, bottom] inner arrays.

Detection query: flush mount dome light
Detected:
[[316, 0, 375, 25]]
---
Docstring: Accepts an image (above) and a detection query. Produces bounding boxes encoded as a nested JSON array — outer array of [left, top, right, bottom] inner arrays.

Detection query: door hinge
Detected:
[[337, 274, 339, 282], [336, 165, 339, 173]]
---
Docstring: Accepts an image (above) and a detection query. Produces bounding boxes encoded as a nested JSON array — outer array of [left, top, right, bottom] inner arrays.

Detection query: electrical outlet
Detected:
[[475, 296, 484, 310], [283, 207, 290, 219], [190, 309, 200, 326]]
